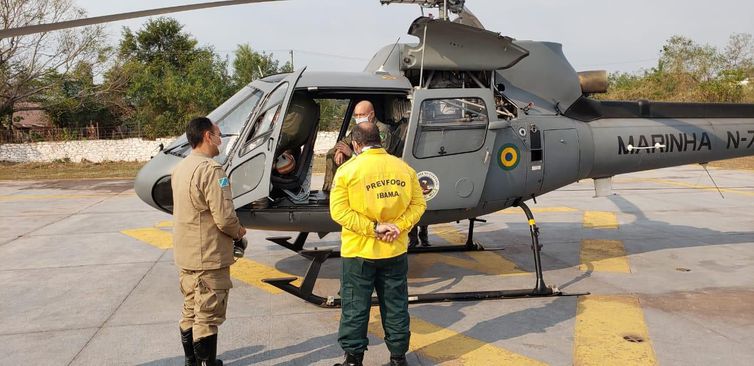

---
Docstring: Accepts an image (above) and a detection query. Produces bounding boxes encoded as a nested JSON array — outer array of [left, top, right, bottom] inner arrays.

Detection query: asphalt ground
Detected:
[[1, 165, 753, 365]]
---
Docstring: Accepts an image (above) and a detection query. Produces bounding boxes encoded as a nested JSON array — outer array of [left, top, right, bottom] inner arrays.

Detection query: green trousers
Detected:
[[338, 254, 410, 356]]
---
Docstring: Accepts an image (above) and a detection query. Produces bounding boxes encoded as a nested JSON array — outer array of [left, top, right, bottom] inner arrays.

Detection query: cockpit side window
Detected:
[[240, 82, 289, 155], [413, 97, 489, 159]]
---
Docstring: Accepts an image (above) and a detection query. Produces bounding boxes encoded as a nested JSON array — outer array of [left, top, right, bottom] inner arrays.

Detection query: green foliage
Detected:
[[41, 62, 121, 129], [232, 44, 291, 90], [317, 99, 349, 131], [601, 33, 754, 103], [114, 18, 233, 138]]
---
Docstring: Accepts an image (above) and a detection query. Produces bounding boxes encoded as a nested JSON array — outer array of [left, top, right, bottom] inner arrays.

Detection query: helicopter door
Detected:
[[403, 89, 496, 210], [226, 68, 306, 208]]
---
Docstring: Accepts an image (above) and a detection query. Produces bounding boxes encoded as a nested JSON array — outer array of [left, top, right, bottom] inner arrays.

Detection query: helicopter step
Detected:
[[265, 217, 489, 257], [262, 202, 587, 308]]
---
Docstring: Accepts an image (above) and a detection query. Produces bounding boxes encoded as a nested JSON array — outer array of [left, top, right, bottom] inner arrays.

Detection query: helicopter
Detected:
[[5, 0, 754, 307]]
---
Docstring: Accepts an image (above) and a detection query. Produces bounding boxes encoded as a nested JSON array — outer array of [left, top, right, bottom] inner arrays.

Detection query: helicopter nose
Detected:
[[134, 152, 183, 214]]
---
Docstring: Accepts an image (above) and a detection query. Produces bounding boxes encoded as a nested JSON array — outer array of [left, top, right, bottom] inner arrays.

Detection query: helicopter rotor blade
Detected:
[[453, 6, 484, 30], [0, 0, 285, 39]]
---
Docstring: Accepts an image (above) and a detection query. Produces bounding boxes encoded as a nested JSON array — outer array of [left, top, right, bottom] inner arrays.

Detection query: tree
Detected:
[[601, 33, 754, 103], [232, 44, 292, 90], [0, 0, 106, 129], [114, 18, 233, 138]]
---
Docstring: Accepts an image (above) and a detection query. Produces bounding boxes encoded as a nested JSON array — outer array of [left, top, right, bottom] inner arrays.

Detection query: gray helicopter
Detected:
[[7, 0, 754, 306]]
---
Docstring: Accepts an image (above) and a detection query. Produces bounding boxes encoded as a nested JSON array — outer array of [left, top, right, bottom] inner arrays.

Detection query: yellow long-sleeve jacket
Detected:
[[329, 148, 427, 259]]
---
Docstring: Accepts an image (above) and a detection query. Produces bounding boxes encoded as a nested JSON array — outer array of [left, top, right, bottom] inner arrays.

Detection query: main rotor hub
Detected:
[[380, 0, 466, 20]]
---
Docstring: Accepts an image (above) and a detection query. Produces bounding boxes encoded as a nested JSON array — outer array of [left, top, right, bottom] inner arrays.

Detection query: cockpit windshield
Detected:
[[166, 86, 264, 163]]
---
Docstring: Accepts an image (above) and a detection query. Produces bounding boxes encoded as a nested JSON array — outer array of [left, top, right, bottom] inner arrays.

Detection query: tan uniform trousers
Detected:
[[178, 267, 233, 341]]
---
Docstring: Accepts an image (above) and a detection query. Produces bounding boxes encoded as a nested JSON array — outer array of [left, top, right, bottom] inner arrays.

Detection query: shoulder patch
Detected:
[[218, 177, 229, 188]]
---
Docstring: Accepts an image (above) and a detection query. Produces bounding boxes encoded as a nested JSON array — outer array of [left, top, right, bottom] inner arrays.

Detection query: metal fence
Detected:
[[0, 127, 144, 144]]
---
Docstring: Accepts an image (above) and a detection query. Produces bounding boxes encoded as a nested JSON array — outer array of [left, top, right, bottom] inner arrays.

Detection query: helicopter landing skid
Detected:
[[262, 203, 587, 308], [265, 217, 488, 257]]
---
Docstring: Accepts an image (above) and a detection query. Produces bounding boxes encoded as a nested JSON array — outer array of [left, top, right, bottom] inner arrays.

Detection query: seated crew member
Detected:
[[275, 95, 319, 164], [323, 100, 393, 192]]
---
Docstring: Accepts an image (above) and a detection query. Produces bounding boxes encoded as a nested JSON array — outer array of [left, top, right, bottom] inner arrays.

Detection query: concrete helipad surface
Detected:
[[1, 165, 753, 365]]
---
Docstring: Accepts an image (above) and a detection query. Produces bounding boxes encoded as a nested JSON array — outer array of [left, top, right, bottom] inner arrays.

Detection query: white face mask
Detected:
[[354, 116, 369, 124]]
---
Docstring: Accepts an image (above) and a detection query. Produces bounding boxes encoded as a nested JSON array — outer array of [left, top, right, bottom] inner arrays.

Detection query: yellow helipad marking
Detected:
[[368, 310, 546, 365], [583, 211, 619, 229], [579, 240, 631, 273], [413, 224, 526, 276], [433, 223, 468, 245], [621, 177, 754, 197], [0, 194, 110, 201], [230, 258, 302, 295], [494, 206, 578, 215], [121, 228, 174, 249], [574, 295, 657, 366], [121, 224, 299, 294], [410, 251, 527, 277]]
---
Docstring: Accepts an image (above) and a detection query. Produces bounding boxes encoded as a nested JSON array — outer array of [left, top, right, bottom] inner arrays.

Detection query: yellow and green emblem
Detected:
[[497, 144, 520, 170]]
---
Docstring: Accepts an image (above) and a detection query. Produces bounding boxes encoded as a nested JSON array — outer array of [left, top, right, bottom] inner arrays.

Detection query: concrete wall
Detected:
[[0, 138, 177, 163], [1, 132, 341, 163]]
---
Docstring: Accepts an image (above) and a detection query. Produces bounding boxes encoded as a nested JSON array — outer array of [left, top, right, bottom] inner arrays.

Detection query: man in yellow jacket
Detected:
[[330, 122, 426, 366]]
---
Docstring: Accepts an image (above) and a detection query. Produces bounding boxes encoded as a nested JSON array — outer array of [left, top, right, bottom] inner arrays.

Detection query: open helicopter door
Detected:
[[402, 88, 496, 209], [226, 68, 306, 208]]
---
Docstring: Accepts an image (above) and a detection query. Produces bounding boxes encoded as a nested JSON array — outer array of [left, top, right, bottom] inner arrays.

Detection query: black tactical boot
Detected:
[[408, 226, 419, 248], [418, 225, 430, 247], [193, 334, 223, 366], [180, 328, 197, 366], [390, 354, 408, 366], [333, 352, 364, 366]]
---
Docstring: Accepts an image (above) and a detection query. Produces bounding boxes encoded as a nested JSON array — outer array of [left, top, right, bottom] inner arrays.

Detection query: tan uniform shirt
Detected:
[[172, 151, 242, 270]]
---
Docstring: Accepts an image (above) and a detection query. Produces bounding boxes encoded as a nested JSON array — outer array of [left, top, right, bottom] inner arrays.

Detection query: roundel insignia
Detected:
[[497, 144, 520, 171]]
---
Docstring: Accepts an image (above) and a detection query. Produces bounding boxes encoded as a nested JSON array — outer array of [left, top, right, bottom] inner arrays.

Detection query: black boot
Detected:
[[390, 354, 408, 366], [408, 226, 419, 248], [418, 225, 430, 247], [193, 334, 222, 366], [180, 328, 197, 366], [333, 352, 364, 366]]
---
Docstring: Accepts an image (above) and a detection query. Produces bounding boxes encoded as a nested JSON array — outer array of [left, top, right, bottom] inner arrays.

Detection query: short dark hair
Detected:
[[186, 117, 213, 148], [351, 122, 381, 146]]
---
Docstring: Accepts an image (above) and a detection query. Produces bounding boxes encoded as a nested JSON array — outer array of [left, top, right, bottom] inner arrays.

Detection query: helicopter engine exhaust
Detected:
[[578, 70, 608, 94]]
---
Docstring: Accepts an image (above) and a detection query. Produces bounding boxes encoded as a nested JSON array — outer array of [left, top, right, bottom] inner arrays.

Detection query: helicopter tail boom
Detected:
[[586, 116, 754, 178]]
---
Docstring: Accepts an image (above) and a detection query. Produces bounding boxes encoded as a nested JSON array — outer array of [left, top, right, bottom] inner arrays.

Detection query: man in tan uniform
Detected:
[[172, 116, 246, 366]]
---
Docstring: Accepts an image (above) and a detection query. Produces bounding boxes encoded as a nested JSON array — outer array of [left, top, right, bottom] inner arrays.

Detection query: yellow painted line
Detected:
[[583, 211, 618, 229], [155, 220, 173, 228], [121, 224, 300, 294], [494, 206, 578, 215], [121, 228, 174, 250], [0, 194, 111, 201], [579, 240, 631, 273], [368, 310, 547, 365], [433, 223, 468, 245], [230, 258, 302, 295], [620, 177, 754, 197], [410, 252, 527, 277], [574, 295, 657, 366]]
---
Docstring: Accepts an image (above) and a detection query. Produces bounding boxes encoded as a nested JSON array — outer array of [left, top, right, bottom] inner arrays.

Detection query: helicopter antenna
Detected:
[[418, 24, 429, 88], [376, 37, 401, 75], [700, 163, 725, 199]]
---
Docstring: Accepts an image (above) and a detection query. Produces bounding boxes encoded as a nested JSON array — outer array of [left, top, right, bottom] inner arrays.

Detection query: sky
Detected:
[[73, 0, 754, 74]]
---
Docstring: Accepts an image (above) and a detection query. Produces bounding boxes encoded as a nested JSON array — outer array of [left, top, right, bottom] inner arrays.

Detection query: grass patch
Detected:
[[1, 154, 747, 181], [708, 156, 754, 171], [0, 160, 146, 180]]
